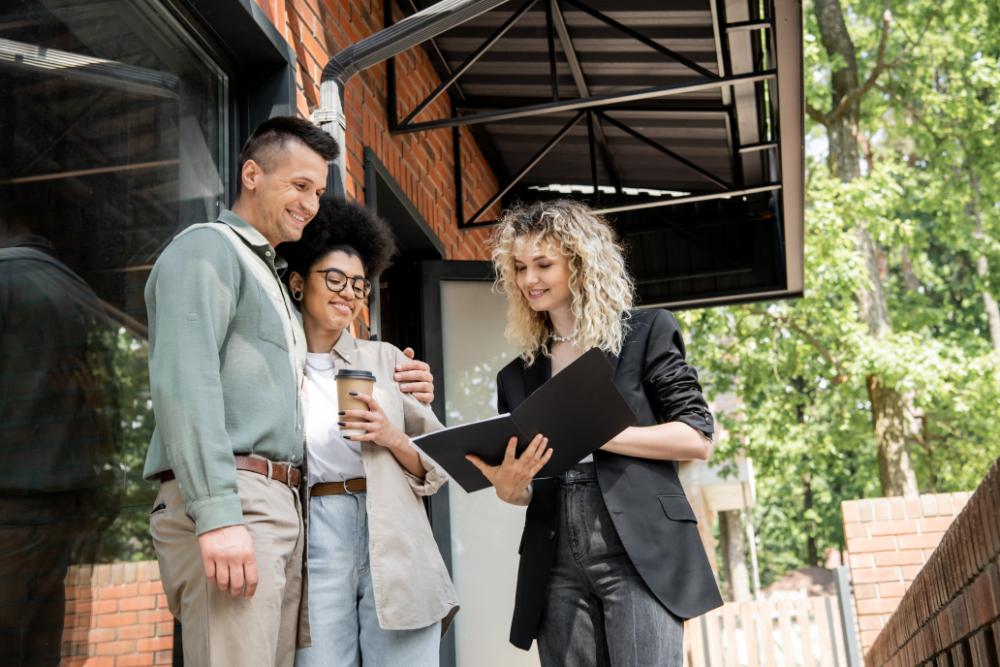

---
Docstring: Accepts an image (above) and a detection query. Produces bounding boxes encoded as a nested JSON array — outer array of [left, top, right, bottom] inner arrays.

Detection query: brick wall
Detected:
[[862, 459, 1000, 666], [253, 0, 499, 260], [61, 561, 173, 666], [841, 491, 972, 653]]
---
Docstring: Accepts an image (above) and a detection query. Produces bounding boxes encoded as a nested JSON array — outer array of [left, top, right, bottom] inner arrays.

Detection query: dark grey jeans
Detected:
[[536, 464, 685, 667]]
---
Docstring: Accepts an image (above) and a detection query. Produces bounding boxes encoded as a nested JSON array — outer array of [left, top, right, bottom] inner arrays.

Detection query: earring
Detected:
[[291, 289, 303, 302]]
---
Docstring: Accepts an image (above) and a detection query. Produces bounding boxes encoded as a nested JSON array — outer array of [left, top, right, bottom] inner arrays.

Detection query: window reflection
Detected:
[[0, 0, 227, 662]]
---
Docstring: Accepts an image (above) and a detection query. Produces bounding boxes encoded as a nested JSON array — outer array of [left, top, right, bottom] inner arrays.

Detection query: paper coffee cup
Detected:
[[336, 370, 376, 437]]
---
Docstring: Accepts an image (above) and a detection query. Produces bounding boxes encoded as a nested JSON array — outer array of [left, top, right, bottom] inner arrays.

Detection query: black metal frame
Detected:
[[386, 0, 781, 228]]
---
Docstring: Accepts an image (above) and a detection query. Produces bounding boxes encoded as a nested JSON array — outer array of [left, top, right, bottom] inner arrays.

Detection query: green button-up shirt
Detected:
[[142, 210, 306, 534]]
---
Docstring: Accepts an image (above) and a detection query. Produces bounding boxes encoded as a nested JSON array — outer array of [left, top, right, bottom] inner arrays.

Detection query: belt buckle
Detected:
[[265, 458, 274, 482], [341, 479, 354, 495], [287, 466, 297, 489]]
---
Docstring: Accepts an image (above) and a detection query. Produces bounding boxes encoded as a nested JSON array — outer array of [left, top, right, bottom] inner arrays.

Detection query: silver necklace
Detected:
[[550, 331, 576, 343]]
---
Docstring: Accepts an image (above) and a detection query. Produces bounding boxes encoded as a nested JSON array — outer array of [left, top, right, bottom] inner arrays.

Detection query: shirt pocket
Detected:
[[257, 283, 289, 351], [657, 493, 698, 523]]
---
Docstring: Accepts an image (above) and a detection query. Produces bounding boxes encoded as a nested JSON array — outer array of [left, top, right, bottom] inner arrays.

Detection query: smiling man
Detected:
[[142, 118, 434, 667]]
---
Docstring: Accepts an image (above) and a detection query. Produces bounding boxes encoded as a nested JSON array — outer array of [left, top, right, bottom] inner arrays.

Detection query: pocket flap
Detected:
[[658, 494, 697, 523]]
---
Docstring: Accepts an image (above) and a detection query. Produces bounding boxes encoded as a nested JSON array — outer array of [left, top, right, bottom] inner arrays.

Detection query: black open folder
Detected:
[[413, 348, 637, 493]]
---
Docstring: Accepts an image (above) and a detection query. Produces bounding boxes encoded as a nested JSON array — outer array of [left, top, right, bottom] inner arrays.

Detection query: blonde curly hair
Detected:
[[491, 199, 634, 364]]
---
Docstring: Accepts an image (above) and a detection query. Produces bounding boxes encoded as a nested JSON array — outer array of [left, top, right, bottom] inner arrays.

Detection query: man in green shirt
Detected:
[[143, 117, 436, 667]]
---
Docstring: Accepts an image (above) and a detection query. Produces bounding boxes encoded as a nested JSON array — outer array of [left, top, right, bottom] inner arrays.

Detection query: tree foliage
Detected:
[[682, 0, 1000, 585]]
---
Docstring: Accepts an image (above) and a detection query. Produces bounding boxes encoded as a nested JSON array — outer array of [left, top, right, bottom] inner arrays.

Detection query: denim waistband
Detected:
[[559, 461, 598, 485]]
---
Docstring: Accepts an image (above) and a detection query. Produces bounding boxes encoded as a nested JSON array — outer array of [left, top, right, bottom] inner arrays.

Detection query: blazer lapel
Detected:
[[520, 353, 551, 398]]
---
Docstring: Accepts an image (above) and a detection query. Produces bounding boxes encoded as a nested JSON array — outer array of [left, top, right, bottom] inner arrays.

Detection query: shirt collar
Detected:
[[331, 329, 358, 365], [216, 209, 288, 274]]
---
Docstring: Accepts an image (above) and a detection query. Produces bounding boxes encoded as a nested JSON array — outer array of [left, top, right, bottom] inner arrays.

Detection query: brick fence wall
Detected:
[[863, 459, 1000, 666], [841, 491, 972, 653], [61, 561, 173, 666], [253, 0, 499, 261]]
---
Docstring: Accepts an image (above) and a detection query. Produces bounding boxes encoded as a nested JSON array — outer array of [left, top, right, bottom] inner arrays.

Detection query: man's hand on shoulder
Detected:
[[198, 524, 258, 598], [396, 347, 434, 405]]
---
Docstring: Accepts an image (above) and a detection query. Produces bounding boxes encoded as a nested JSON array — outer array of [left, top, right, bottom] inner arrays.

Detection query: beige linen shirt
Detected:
[[306, 331, 459, 632]]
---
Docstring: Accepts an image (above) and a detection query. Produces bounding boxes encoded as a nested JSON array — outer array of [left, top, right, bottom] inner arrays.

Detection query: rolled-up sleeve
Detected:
[[390, 346, 449, 496], [147, 230, 243, 534], [642, 310, 714, 439]]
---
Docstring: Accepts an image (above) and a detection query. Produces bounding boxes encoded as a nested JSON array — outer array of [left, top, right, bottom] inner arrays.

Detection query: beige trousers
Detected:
[[151, 470, 304, 667]]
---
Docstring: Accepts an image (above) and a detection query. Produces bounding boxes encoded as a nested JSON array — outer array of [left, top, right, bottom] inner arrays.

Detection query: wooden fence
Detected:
[[685, 595, 853, 667]]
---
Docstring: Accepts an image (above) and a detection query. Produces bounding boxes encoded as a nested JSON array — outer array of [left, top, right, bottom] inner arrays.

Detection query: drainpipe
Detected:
[[312, 0, 511, 197]]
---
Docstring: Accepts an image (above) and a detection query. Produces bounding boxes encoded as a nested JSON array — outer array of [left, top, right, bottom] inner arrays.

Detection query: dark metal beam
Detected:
[[739, 141, 778, 153], [399, 0, 536, 126], [586, 111, 600, 205], [594, 183, 781, 216], [395, 69, 776, 132], [544, 0, 560, 101], [597, 111, 730, 190], [725, 19, 772, 32], [462, 111, 584, 226], [453, 97, 729, 113], [550, 0, 622, 193], [560, 0, 718, 80]]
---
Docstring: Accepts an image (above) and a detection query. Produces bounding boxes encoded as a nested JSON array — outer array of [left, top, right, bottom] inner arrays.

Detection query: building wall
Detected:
[[841, 491, 973, 653], [60, 562, 173, 666], [253, 0, 499, 260]]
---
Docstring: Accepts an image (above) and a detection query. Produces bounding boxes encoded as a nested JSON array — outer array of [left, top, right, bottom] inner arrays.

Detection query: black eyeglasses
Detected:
[[314, 268, 372, 298]]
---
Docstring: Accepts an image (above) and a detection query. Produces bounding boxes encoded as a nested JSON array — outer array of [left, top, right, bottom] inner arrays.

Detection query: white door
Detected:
[[429, 265, 540, 667]]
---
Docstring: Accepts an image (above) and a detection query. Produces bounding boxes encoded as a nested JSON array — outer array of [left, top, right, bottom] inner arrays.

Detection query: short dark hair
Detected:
[[236, 117, 340, 192], [279, 196, 397, 282]]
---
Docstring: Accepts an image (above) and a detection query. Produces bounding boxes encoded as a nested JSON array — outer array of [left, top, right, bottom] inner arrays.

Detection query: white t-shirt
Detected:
[[304, 352, 365, 485]]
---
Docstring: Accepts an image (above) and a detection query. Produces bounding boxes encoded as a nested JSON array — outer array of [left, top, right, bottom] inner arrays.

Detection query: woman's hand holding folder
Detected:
[[466, 434, 552, 506]]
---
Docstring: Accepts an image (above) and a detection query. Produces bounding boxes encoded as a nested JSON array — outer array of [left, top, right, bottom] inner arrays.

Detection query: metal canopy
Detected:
[[325, 0, 804, 308]]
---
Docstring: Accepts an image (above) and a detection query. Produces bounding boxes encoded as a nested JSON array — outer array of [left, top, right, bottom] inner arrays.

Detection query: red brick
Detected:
[[854, 583, 878, 599], [845, 522, 869, 539], [137, 637, 174, 652], [920, 517, 957, 533], [95, 639, 136, 656], [870, 519, 919, 536], [155, 622, 174, 636], [120, 596, 156, 612], [879, 581, 906, 598], [87, 628, 116, 644], [98, 612, 137, 628], [119, 624, 155, 640], [898, 533, 944, 550], [853, 566, 902, 584], [851, 553, 875, 568], [138, 582, 163, 596], [118, 654, 156, 667], [155, 649, 174, 665], [858, 598, 902, 615], [875, 550, 926, 567], [92, 599, 118, 615], [847, 536, 897, 553]]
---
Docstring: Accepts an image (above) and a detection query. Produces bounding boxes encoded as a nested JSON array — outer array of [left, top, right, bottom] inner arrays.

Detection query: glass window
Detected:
[[0, 0, 228, 662]]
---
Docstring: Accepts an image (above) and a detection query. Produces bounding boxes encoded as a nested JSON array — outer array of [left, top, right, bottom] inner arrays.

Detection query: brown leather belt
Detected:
[[159, 455, 301, 488], [311, 479, 367, 496]]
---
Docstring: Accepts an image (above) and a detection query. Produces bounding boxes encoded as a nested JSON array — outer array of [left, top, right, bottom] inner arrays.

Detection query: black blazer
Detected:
[[497, 308, 724, 650]]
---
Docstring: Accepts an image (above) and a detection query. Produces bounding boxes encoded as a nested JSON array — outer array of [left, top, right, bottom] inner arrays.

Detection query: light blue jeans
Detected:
[[294, 492, 440, 667]]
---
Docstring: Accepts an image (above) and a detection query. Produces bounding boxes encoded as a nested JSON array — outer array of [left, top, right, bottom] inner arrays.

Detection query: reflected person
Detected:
[[0, 199, 121, 666]]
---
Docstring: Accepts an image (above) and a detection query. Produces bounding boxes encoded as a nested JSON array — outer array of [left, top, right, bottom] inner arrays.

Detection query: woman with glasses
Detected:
[[467, 199, 722, 666], [279, 196, 456, 667]]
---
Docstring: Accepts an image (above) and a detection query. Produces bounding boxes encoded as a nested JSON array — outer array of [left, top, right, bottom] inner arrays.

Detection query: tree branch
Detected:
[[769, 313, 850, 384], [806, 103, 829, 126], [828, 7, 895, 122]]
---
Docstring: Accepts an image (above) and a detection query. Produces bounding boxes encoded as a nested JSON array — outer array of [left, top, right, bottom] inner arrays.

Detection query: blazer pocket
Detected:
[[658, 493, 697, 523]]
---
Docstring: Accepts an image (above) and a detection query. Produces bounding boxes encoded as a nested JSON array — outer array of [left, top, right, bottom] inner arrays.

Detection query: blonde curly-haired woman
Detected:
[[466, 199, 723, 666]]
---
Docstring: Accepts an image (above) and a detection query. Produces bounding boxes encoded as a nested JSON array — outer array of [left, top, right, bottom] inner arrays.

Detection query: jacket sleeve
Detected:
[[641, 310, 714, 439], [146, 230, 244, 534], [389, 345, 449, 496]]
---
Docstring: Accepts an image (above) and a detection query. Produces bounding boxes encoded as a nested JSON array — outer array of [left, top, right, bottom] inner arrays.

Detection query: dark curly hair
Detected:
[[278, 196, 397, 284]]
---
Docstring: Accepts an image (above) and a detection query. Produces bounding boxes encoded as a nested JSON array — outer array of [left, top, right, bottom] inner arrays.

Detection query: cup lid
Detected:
[[335, 369, 376, 381]]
